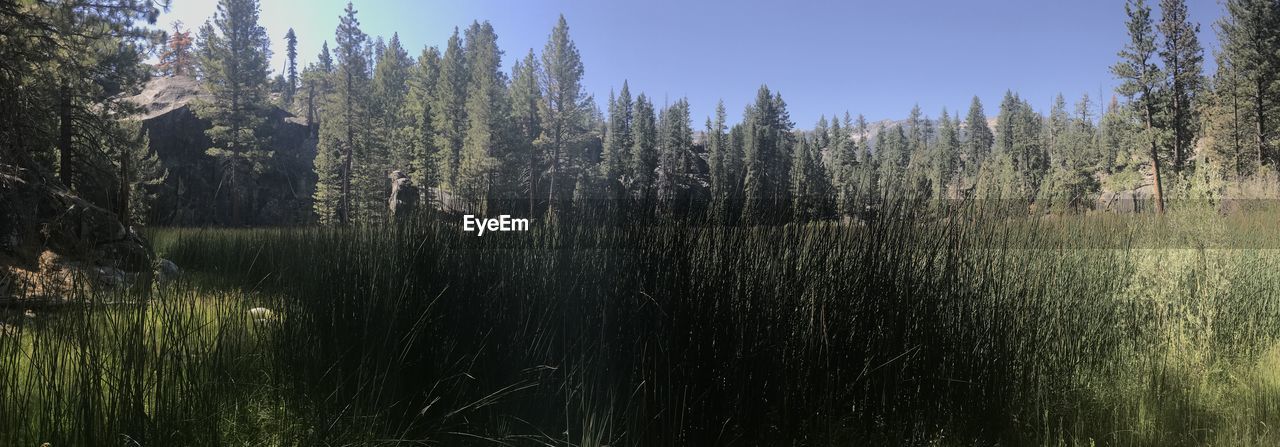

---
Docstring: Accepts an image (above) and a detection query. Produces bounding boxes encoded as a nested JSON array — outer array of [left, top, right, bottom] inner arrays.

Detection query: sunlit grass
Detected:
[[3, 207, 1280, 445]]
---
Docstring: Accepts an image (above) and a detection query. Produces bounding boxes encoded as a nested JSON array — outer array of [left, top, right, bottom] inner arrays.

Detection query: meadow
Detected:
[[3, 205, 1280, 446]]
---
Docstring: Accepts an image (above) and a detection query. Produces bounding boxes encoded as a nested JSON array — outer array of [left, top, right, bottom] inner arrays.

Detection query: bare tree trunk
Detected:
[[1172, 80, 1183, 172], [119, 145, 130, 226], [1145, 103, 1165, 214], [58, 82, 74, 189], [547, 123, 560, 217], [529, 144, 536, 216], [231, 93, 240, 227], [1234, 84, 1243, 180], [1256, 79, 1267, 167]]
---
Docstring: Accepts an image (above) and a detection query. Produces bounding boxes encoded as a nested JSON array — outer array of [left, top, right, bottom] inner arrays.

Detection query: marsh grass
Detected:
[[0, 281, 298, 445], [4, 205, 1280, 445]]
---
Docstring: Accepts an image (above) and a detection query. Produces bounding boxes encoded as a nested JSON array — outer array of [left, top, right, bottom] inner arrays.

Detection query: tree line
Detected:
[[7, 0, 1280, 228]]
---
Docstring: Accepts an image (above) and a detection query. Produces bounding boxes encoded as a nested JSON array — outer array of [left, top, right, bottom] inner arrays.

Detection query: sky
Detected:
[[153, 0, 1227, 127]]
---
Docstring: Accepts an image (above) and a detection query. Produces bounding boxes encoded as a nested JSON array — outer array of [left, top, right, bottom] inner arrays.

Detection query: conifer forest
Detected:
[[4, 0, 1280, 445]]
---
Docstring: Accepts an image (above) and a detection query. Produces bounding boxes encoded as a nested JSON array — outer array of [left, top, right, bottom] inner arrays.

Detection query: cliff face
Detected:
[[127, 76, 316, 226]]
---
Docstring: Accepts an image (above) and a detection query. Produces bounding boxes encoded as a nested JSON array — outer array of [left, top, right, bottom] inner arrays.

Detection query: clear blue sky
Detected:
[[156, 0, 1225, 127]]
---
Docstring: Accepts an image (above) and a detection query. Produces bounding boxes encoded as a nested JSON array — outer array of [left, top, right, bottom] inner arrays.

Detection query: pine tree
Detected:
[[33, 0, 160, 202], [655, 99, 692, 216], [509, 49, 543, 215], [1219, 0, 1278, 167], [933, 109, 960, 201], [707, 100, 731, 222], [964, 96, 994, 175], [832, 112, 860, 216], [906, 104, 926, 156], [829, 112, 844, 161], [630, 94, 658, 211], [814, 115, 830, 150], [157, 21, 195, 77], [810, 132, 835, 218], [1071, 93, 1099, 170], [741, 86, 794, 224], [995, 91, 1048, 202], [197, 0, 273, 226], [791, 133, 834, 222], [538, 15, 591, 216], [1112, 0, 1166, 213], [790, 136, 815, 222], [1205, 40, 1259, 180], [905, 105, 935, 192], [405, 45, 441, 205], [433, 28, 468, 194], [284, 27, 298, 105], [1047, 93, 1071, 169], [974, 151, 1025, 206], [195, 20, 217, 76], [372, 36, 386, 66], [1100, 97, 1145, 173], [602, 81, 634, 214], [314, 2, 372, 224], [373, 33, 413, 171], [111, 122, 166, 226], [856, 114, 872, 166], [1038, 94, 1102, 213], [1158, 0, 1204, 173], [300, 42, 334, 138], [854, 114, 877, 208], [459, 21, 509, 212], [876, 124, 910, 190], [725, 122, 747, 221]]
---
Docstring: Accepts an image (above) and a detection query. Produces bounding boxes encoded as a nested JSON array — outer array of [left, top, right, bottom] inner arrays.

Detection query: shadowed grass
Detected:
[[3, 205, 1280, 445]]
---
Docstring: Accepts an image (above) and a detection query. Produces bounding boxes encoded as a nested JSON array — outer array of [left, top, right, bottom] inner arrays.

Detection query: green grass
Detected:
[[4, 207, 1280, 445], [0, 283, 297, 445]]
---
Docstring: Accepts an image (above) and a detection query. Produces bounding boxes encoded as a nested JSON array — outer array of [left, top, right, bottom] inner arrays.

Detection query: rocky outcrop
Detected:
[[1097, 184, 1156, 213], [387, 170, 419, 218], [1, 164, 153, 302], [125, 76, 317, 226]]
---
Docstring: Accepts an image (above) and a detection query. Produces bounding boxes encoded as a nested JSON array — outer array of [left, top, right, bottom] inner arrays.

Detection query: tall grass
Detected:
[[4, 206, 1280, 445], [0, 282, 297, 445]]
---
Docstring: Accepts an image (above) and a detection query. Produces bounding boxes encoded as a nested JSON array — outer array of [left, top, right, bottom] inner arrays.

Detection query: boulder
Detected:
[[1097, 185, 1155, 214], [157, 258, 181, 284], [1, 163, 154, 302], [5, 250, 143, 300], [388, 170, 419, 218], [1113, 190, 1137, 213]]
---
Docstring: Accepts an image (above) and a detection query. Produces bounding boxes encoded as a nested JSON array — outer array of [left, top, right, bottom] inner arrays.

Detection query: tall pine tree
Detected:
[[1219, 0, 1278, 168], [538, 15, 590, 216], [602, 81, 634, 215], [313, 2, 372, 224], [433, 28, 468, 196], [509, 49, 543, 215], [197, 0, 272, 225], [630, 94, 658, 212], [1112, 0, 1166, 213], [1158, 0, 1204, 173], [459, 21, 509, 212], [284, 27, 298, 105]]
